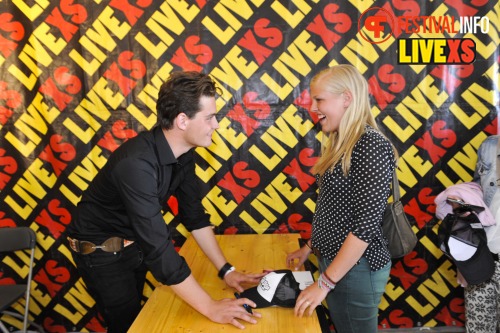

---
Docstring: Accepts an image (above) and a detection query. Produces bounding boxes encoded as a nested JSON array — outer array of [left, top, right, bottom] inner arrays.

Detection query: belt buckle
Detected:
[[80, 237, 123, 254], [79, 240, 97, 255], [68, 237, 128, 255], [101, 237, 124, 253], [67, 237, 93, 254]]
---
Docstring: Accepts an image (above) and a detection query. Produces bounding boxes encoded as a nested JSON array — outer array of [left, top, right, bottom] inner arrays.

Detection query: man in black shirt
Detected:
[[67, 71, 263, 333]]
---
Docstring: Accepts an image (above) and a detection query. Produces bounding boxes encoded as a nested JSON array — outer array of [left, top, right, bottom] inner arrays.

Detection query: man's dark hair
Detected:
[[156, 71, 218, 129]]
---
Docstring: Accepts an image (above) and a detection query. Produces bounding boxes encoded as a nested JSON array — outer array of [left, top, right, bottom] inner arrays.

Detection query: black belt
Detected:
[[67, 237, 134, 255]]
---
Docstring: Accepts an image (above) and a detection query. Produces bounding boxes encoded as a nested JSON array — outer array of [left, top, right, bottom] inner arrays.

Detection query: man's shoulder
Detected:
[[111, 131, 155, 162]]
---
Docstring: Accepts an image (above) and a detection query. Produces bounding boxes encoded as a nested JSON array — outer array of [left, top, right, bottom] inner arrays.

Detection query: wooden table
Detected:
[[128, 233, 323, 333]]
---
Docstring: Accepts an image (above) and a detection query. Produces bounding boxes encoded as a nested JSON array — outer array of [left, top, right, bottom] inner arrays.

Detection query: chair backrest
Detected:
[[0, 227, 36, 333], [0, 227, 36, 252]]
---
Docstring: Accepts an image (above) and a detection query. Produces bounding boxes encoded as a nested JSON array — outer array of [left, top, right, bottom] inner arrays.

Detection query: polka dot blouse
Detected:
[[311, 126, 395, 271]]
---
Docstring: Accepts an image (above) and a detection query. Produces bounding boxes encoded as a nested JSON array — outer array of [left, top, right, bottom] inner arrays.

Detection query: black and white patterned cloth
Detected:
[[464, 261, 500, 332], [312, 126, 395, 271]]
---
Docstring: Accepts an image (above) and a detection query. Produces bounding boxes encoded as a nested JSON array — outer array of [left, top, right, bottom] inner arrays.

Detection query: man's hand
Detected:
[[205, 297, 261, 329], [171, 274, 261, 329], [224, 270, 266, 293]]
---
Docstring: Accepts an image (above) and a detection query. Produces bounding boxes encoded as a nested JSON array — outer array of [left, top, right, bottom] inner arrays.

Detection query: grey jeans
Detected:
[[318, 256, 391, 333]]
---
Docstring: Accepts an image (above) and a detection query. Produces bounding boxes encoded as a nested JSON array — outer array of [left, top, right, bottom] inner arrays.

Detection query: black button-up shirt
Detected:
[[68, 126, 211, 285]]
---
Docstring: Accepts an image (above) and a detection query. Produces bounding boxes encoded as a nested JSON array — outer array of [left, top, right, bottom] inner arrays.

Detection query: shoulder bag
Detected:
[[382, 170, 418, 258]]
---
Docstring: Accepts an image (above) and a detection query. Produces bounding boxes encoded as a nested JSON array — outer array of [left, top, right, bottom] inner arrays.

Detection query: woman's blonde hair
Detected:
[[311, 64, 395, 176]]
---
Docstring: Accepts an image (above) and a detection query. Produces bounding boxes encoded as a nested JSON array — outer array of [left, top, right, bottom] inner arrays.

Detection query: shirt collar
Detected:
[[153, 126, 177, 165]]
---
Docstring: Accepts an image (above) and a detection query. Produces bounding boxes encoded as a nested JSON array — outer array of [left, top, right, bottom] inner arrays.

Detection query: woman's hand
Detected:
[[286, 245, 312, 271], [294, 282, 329, 317]]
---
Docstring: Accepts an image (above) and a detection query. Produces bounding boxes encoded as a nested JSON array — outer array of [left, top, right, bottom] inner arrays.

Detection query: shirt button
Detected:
[[491, 182, 495, 186]]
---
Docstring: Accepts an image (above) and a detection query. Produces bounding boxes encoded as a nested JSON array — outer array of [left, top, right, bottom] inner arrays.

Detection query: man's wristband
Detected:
[[218, 263, 235, 279]]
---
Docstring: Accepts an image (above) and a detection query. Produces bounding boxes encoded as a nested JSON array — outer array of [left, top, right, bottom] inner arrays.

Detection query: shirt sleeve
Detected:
[[112, 157, 191, 285], [175, 151, 212, 231], [349, 132, 395, 243]]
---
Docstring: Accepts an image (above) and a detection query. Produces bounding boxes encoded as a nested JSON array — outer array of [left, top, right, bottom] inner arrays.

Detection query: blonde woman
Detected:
[[286, 65, 396, 333]]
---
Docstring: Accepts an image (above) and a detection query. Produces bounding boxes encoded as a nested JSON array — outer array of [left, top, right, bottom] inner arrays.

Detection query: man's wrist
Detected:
[[218, 262, 235, 279], [224, 266, 235, 278]]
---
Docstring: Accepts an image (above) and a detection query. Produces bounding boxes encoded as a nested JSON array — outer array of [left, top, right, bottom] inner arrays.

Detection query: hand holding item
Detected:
[[206, 297, 260, 329], [235, 292, 253, 314]]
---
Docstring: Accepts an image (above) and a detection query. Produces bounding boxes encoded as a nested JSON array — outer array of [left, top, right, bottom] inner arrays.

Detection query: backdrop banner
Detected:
[[0, 1, 498, 332]]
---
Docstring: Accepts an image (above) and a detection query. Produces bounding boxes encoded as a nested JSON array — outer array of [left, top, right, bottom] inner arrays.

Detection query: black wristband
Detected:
[[218, 262, 234, 279]]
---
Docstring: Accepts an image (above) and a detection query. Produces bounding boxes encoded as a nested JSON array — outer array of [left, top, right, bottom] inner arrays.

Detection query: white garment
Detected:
[[487, 190, 500, 253]]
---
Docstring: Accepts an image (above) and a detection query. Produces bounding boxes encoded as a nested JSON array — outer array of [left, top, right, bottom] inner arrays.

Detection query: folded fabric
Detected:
[[435, 182, 496, 226]]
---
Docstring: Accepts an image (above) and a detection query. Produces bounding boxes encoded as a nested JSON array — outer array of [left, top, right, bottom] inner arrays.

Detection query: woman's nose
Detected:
[[310, 100, 318, 113]]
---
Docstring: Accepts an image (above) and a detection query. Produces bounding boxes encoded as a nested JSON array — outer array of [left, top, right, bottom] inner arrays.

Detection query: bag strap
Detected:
[[391, 169, 400, 201]]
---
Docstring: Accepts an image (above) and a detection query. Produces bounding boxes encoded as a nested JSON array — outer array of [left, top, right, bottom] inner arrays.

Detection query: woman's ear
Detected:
[[343, 91, 353, 108]]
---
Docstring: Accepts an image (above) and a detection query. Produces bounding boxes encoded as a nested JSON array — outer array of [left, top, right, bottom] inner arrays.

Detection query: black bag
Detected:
[[437, 206, 494, 285], [382, 170, 418, 258]]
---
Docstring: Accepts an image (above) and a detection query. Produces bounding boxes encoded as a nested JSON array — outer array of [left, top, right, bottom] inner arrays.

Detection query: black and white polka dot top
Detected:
[[311, 126, 395, 271]]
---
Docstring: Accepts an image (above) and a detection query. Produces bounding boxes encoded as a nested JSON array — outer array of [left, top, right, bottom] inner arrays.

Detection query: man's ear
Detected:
[[175, 113, 188, 130]]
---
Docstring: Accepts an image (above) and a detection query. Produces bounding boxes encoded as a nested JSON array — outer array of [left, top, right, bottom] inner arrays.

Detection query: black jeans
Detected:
[[72, 243, 147, 333]]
